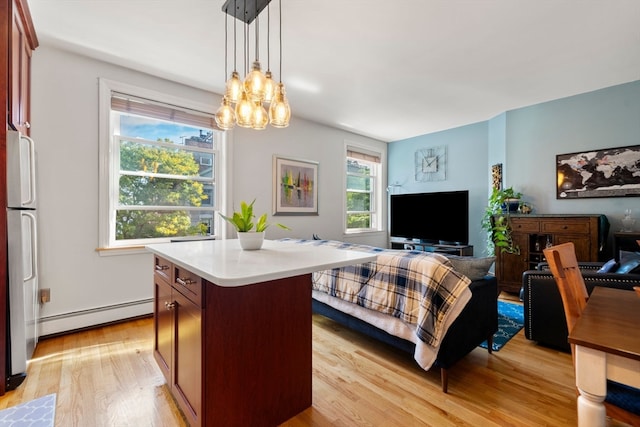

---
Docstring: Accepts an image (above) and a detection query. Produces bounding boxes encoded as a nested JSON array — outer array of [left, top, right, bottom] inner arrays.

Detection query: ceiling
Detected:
[[27, 0, 640, 142]]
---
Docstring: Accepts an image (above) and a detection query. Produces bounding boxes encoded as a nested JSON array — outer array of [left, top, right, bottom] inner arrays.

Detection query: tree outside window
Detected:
[[346, 154, 378, 231]]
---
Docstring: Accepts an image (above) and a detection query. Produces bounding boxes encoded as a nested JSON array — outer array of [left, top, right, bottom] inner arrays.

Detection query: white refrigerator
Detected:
[[6, 129, 39, 390]]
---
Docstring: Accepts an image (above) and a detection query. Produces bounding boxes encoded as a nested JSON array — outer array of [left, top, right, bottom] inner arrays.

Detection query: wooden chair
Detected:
[[543, 242, 640, 426]]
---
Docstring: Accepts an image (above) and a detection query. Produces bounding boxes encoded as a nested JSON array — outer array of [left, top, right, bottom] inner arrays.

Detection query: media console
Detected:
[[390, 237, 473, 256]]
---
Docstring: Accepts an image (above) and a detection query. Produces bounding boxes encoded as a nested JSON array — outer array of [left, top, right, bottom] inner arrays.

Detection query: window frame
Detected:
[[98, 78, 224, 251], [344, 143, 383, 234]]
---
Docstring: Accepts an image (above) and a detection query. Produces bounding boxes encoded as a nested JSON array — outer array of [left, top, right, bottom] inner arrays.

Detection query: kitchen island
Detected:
[[146, 239, 377, 427]]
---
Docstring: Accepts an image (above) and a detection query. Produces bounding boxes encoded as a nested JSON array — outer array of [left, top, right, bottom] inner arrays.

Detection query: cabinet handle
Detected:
[[24, 121, 31, 129], [165, 301, 176, 310], [176, 277, 196, 286], [155, 264, 170, 271]]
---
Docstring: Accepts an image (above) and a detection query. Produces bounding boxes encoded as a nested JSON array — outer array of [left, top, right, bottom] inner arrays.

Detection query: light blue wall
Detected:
[[388, 122, 490, 255], [389, 80, 640, 256], [504, 80, 640, 233]]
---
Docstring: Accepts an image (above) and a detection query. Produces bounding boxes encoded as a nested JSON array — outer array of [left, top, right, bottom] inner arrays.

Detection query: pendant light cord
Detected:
[[243, 0, 248, 75], [223, 7, 228, 79], [233, 0, 237, 72], [267, 3, 270, 71], [254, 2, 259, 62], [279, 0, 283, 82]]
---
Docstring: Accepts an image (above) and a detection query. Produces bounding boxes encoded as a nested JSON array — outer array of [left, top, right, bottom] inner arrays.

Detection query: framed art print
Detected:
[[273, 156, 319, 215], [556, 144, 640, 199]]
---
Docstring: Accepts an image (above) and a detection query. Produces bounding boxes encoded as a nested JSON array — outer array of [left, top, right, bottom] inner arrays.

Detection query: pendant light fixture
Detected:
[[263, 4, 276, 104], [268, 0, 290, 128], [217, 0, 291, 130], [215, 7, 237, 130]]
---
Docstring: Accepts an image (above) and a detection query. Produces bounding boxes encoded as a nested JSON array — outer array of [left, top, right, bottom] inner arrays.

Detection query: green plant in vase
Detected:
[[219, 199, 290, 232], [219, 199, 290, 250], [481, 187, 522, 256]]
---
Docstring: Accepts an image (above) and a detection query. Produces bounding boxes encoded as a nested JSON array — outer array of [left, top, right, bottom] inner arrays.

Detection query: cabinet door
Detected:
[[554, 234, 591, 261], [10, 0, 34, 135], [153, 276, 173, 384], [173, 290, 202, 427], [497, 232, 529, 292]]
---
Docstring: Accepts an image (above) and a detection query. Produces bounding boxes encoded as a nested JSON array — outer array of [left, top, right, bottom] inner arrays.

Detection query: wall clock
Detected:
[[415, 146, 446, 181]]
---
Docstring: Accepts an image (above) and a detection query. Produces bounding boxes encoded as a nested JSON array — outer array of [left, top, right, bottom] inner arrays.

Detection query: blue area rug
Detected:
[[0, 393, 56, 427], [479, 300, 524, 351]]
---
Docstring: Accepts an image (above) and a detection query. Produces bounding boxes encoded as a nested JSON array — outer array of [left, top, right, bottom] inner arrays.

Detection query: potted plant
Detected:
[[219, 199, 290, 250], [481, 187, 522, 256]]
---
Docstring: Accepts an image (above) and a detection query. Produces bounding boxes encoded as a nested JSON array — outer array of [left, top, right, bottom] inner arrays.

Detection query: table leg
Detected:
[[576, 392, 606, 427], [574, 345, 607, 427]]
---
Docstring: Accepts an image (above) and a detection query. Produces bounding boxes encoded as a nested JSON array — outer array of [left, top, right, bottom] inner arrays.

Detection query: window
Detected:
[[345, 146, 382, 233], [99, 79, 222, 249]]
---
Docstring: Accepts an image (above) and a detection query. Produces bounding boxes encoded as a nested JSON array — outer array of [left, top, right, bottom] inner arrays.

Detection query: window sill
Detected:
[[95, 246, 148, 257], [343, 229, 386, 236], [96, 236, 216, 256]]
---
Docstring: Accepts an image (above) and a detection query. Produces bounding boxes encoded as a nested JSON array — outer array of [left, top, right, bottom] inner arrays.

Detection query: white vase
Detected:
[[237, 231, 265, 250], [621, 215, 635, 232]]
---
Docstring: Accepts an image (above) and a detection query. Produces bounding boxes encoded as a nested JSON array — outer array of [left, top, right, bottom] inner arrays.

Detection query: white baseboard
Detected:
[[38, 299, 153, 337]]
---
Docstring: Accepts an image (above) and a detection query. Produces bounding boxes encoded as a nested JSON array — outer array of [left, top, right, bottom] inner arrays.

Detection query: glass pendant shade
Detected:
[[215, 96, 236, 130], [263, 70, 276, 103], [250, 101, 269, 130], [269, 83, 291, 128], [244, 61, 267, 102], [225, 71, 243, 104], [235, 91, 254, 128]]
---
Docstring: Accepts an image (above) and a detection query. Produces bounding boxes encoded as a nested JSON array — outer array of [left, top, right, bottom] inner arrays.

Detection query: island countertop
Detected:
[[146, 239, 377, 287]]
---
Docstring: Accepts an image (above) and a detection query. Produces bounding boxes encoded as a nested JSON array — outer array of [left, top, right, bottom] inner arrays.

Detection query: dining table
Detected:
[[568, 286, 640, 427]]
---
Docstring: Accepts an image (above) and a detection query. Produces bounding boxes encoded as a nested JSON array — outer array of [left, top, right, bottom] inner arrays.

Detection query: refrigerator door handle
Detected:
[[22, 211, 38, 282], [21, 134, 37, 207]]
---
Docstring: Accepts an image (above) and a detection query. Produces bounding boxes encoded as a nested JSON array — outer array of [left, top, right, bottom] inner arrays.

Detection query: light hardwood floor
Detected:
[[0, 299, 584, 426]]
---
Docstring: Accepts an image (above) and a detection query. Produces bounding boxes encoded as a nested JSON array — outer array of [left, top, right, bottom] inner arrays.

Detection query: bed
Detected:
[[280, 238, 499, 393]]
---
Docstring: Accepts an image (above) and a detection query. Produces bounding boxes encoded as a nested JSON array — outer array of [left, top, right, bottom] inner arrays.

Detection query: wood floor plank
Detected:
[[0, 303, 593, 426]]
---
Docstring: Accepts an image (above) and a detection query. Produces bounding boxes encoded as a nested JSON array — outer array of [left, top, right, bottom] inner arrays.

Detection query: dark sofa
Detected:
[[313, 275, 498, 393], [522, 263, 640, 352]]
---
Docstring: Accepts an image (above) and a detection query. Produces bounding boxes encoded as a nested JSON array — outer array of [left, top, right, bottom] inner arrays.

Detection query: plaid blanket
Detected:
[[280, 239, 472, 348]]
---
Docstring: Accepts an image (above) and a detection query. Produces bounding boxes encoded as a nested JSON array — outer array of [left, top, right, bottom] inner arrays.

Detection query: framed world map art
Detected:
[[556, 144, 640, 199]]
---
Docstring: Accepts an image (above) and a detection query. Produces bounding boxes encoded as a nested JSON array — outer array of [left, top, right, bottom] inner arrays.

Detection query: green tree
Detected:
[[346, 159, 372, 229], [117, 139, 208, 240]]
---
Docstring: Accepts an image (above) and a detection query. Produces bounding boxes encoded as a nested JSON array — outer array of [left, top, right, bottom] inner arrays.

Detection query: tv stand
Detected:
[[389, 237, 473, 256]]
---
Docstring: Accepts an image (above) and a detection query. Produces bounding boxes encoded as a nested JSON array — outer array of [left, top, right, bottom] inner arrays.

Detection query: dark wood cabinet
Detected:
[[152, 256, 311, 426], [153, 258, 173, 384], [495, 215, 603, 294], [153, 256, 202, 427], [8, 0, 37, 135], [0, 0, 37, 396]]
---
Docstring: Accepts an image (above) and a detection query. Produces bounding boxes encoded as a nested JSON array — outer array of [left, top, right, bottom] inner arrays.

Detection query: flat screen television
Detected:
[[390, 190, 469, 245]]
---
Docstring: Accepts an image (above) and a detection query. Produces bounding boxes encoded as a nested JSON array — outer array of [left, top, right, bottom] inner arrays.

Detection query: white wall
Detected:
[[31, 45, 386, 335], [229, 119, 388, 245]]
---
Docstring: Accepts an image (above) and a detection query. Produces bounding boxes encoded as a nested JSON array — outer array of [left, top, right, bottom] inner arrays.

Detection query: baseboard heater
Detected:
[[39, 298, 153, 338]]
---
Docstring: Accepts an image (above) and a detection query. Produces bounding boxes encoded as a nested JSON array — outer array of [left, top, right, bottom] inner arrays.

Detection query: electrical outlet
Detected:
[[39, 288, 51, 304]]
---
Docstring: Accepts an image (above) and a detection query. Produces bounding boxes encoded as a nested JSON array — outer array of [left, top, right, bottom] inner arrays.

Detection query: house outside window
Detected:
[[99, 79, 221, 249], [345, 145, 382, 233]]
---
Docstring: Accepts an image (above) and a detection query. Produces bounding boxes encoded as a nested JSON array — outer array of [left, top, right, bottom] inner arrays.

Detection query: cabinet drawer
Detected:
[[154, 256, 172, 283], [509, 219, 540, 233], [174, 266, 203, 307], [541, 220, 590, 234]]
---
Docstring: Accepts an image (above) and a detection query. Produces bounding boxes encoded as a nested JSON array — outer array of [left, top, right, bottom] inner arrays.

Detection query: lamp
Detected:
[[216, 0, 291, 130]]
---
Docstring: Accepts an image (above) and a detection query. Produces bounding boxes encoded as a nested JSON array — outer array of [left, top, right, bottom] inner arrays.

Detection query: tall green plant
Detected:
[[481, 187, 522, 255]]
